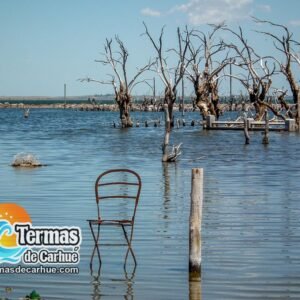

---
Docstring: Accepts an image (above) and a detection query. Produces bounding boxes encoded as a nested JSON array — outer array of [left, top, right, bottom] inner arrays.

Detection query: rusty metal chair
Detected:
[[88, 169, 142, 271]]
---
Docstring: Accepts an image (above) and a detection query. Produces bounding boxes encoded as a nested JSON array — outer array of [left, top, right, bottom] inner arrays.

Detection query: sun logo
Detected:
[[0, 203, 31, 264]]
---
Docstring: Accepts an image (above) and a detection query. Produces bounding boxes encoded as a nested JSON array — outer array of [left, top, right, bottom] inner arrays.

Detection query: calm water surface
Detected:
[[0, 109, 299, 300]]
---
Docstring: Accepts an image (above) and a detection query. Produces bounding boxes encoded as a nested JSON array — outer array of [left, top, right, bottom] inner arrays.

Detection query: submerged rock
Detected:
[[11, 153, 44, 168]]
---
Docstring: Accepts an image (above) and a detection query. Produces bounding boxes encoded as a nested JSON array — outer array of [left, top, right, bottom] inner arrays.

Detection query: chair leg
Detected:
[[89, 222, 102, 270], [121, 225, 137, 267]]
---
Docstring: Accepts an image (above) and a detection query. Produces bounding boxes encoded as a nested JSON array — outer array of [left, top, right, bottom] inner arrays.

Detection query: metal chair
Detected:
[[88, 169, 142, 271]]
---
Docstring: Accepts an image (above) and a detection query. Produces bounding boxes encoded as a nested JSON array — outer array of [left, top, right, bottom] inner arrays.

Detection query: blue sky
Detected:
[[0, 0, 299, 97]]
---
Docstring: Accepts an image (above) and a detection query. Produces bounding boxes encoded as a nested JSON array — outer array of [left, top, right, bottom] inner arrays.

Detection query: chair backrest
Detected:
[[95, 169, 142, 222]]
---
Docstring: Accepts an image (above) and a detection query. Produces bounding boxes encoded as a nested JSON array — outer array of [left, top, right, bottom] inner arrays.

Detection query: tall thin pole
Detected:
[[64, 83, 67, 104], [153, 77, 156, 100], [189, 168, 203, 281], [229, 63, 232, 102], [182, 77, 185, 117]]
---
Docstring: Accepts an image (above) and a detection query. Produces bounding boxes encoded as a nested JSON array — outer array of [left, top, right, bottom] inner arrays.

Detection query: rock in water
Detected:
[[11, 153, 43, 168]]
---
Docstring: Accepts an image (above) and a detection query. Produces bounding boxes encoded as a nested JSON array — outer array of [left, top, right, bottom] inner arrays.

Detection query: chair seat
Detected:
[[87, 219, 133, 226]]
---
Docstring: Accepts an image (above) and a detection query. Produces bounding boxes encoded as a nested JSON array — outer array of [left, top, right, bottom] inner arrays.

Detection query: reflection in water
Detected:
[[1, 110, 300, 299], [189, 280, 201, 300], [162, 163, 171, 237], [162, 162, 179, 211], [162, 162, 170, 205], [91, 268, 135, 300]]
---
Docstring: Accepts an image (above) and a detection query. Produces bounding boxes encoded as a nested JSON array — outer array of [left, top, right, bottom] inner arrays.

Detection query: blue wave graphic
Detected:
[[0, 220, 26, 264], [0, 220, 13, 236]]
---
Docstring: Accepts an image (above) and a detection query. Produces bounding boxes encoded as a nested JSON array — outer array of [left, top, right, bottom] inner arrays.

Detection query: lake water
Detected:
[[0, 108, 299, 299]]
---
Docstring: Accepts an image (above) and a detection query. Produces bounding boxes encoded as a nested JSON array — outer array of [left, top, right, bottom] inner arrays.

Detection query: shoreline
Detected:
[[0, 102, 246, 112]]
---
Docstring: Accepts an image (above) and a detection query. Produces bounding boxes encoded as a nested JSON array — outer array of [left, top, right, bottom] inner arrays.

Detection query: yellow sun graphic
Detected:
[[0, 203, 31, 247]]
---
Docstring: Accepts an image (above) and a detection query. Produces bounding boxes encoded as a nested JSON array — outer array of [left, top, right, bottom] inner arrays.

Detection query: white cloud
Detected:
[[257, 4, 271, 12], [172, 0, 253, 25], [289, 20, 300, 27], [141, 8, 161, 17]]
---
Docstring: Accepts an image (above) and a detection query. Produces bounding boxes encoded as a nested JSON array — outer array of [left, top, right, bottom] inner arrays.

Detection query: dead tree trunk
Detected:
[[254, 18, 300, 129], [223, 26, 276, 120], [143, 24, 191, 162], [186, 24, 228, 121], [80, 37, 153, 128], [262, 109, 269, 144], [164, 86, 177, 126], [162, 104, 171, 162], [117, 91, 133, 127], [119, 102, 133, 127], [243, 115, 250, 144]]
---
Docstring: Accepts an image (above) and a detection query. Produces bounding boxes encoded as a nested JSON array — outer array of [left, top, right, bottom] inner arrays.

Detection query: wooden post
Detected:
[[206, 115, 215, 129], [243, 117, 250, 144], [229, 61, 232, 102], [285, 119, 296, 132], [247, 118, 253, 130], [189, 168, 203, 281], [262, 109, 269, 144]]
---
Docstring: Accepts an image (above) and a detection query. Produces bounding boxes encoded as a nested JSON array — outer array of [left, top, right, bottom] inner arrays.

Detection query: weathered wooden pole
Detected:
[[243, 117, 250, 144], [189, 168, 203, 281], [262, 109, 269, 144], [64, 83, 66, 104], [229, 62, 232, 102]]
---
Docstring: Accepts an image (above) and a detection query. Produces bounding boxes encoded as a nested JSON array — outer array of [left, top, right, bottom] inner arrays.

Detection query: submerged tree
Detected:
[[143, 24, 192, 162], [223, 26, 278, 120], [81, 37, 153, 127], [254, 18, 300, 127], [186, 24, 229, 120]]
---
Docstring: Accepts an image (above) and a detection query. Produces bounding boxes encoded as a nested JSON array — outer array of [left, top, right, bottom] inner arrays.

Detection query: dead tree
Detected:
[[81, 37, 153, 127], [143, 24, 192, 162], [223, 27, 278, 120], [273, 89, 294, 119], [254, 18, 300, 127], [186, 24, 229, 120]]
